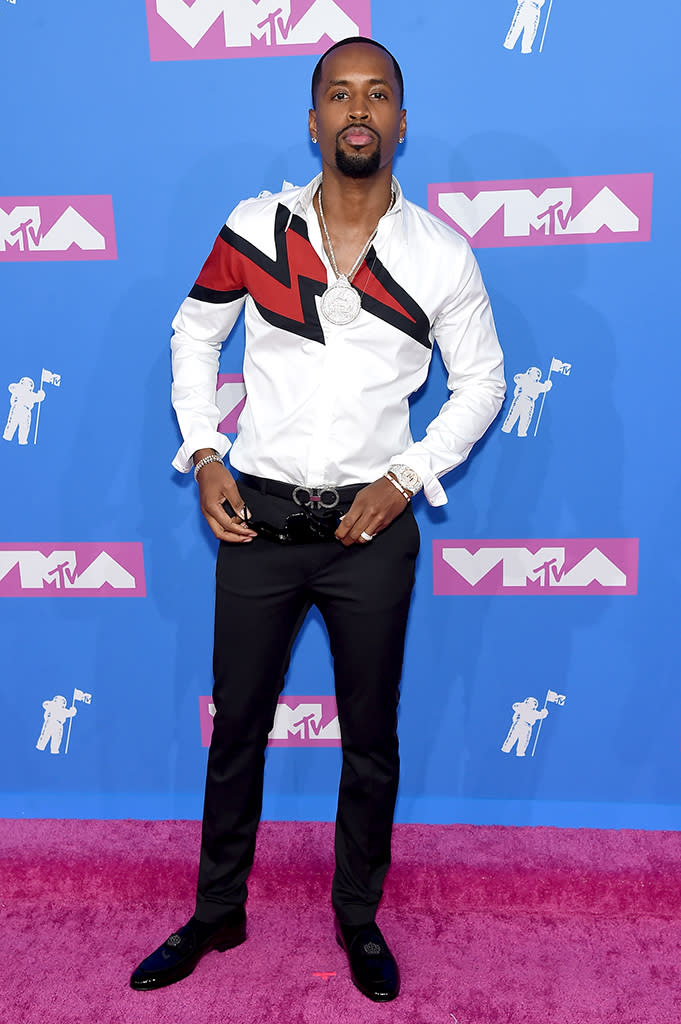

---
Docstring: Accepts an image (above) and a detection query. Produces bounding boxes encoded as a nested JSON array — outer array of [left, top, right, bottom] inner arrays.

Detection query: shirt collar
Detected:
[[293, 173, 406, 243]]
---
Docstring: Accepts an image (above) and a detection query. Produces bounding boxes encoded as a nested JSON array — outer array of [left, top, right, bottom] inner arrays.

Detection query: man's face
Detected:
[[309, 44, 406, 180]]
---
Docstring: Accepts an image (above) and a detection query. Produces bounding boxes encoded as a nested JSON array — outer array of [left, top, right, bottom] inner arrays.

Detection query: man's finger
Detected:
[[336, 512, 381, 546], [334, 510, 357, 540], [335, 506, 370, 545], [204, 510, 256, 543], [346, 517, 382, 545], [220, 497, 252, 523], [215, 509, 256, 538]]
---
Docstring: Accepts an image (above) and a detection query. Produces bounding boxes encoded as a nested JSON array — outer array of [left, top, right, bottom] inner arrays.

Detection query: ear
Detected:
[[399, 109, 407, 139], [308, 108, 317, 141]]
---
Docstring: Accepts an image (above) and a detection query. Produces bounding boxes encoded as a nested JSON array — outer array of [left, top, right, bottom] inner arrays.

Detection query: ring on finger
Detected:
[[360, 531, 374, 542]]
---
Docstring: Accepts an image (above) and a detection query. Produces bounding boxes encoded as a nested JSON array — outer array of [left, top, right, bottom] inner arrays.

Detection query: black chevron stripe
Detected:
[[201, 204, 433, 349], [253, 277, 327, 344], [217, 204, 326, 343], [189, 282, 247, 304], [219, 205, 312, 287], [360, 247, 432, 350]]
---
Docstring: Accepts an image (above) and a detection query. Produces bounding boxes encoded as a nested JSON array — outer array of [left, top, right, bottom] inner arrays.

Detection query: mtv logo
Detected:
[[0, 196, 117, 262], [433, 539, 639, 596], [199, 694, 341, 747], [216, 373, 246, 434], [268, 697, 341, 746], [428, 174, 653, 248], [146, 0, 371, 62], [0, 543, 146, 596]]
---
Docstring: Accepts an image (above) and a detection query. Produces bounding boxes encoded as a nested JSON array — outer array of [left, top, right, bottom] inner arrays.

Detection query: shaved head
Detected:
[[311, 36, 404, 108]]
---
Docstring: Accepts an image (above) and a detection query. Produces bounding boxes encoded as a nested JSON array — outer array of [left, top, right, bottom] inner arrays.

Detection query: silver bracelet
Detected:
[[384, 473, 411, 500], [193, 452, 223, 481]]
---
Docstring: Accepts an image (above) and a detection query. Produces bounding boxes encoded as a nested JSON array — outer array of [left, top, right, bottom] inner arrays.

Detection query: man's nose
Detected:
[[348, 108, 369, 121]]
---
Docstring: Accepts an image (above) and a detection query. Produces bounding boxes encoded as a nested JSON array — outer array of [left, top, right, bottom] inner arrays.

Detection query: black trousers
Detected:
[[195, 479, 420, 927]]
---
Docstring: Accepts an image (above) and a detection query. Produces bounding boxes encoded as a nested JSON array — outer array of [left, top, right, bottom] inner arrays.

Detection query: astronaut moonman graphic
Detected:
[[501, 367, 552, 437], [36, 696, 76, 755], [503, 0, 546, 54], [3, 377, 45, 445], [501, 697, 548, 756]]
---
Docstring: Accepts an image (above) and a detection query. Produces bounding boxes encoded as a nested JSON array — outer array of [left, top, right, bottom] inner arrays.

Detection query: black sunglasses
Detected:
[[225, 502, 341, 545]]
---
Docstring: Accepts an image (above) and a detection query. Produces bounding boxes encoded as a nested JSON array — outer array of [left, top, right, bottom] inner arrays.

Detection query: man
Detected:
[[130, 37, 504, 1002]]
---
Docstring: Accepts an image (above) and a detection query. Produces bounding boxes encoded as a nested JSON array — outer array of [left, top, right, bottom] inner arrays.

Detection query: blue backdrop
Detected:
[[2, 0, 679, 828]]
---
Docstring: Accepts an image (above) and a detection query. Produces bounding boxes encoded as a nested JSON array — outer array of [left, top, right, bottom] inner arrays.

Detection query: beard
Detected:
[[335, 142, 381, 179]]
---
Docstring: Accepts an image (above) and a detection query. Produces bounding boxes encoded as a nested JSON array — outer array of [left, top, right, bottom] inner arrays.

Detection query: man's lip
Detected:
[[340, 127, 377, 146]]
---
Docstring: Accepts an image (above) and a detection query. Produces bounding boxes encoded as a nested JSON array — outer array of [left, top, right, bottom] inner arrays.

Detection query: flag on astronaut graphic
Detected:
[[546, 689, 566, 705], [73, 688, 92, 704], [549, 358, 571, 376], [41, 369, 61, 387]]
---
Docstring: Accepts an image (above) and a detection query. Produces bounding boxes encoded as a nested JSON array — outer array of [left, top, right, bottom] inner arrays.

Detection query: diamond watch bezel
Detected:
[[388, 464, 422, 494]]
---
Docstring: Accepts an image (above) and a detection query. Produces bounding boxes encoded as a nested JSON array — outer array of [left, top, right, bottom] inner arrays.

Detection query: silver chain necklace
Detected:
[[317, 186, 395, 326]]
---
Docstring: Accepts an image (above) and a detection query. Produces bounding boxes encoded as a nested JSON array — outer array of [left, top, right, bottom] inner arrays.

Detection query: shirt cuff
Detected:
[[389, 452, 448, 507], [172, 433, 232, 474]]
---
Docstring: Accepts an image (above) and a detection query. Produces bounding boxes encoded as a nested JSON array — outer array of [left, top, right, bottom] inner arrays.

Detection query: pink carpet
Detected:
[[2, 819, 681, 1024]]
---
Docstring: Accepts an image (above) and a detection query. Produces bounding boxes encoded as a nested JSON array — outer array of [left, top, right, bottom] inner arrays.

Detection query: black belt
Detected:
[[238, 473, 368, 508]]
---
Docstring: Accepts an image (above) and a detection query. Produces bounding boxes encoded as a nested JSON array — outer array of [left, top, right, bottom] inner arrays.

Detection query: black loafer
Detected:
[[335, 918, 400, 1002], [130, 907, 247, 990]]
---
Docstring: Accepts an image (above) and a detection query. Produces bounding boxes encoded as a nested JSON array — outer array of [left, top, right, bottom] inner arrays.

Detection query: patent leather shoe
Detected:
[[335, 917, 400, 1001], [130, 907, 246, 990]]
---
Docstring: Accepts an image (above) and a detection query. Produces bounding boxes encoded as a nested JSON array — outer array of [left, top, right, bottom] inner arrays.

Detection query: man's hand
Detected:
[[335, 477, 409, 547], [194, 455, 256, 543]]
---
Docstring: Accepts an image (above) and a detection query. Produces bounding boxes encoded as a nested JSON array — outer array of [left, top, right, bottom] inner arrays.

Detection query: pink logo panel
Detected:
[[433, 539, 639, 596], [146, 0, 371, 62], [217, 373, 246, 434], [428, 174, 653, 248], [0, 543, 145, 597], [200, 694, 341, 747], [0, 196, 117, 262]]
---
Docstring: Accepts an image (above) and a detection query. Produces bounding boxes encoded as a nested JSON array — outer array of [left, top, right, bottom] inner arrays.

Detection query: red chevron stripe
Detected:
[[353, 262, 417, 323], [196, 231, 326, 323], [195, 233, 242, 293]]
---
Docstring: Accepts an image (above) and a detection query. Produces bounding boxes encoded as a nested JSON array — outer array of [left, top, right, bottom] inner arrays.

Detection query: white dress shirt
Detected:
[[171, 174, 505, 506]]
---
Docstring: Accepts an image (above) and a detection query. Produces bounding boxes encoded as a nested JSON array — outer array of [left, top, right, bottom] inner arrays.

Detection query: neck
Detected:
[[317, 164, 394, 229]]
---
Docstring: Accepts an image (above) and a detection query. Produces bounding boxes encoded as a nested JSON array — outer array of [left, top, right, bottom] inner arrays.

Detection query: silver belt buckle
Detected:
[[292, 485, 340, 510]]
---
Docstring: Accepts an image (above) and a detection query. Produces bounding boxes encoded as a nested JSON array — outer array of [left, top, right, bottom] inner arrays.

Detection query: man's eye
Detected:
[[331, 91, 348, 100], [371, 91, 387, 99]]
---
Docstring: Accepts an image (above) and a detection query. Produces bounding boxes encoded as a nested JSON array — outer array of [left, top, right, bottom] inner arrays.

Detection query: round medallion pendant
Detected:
[[320, 277, 361, 325]]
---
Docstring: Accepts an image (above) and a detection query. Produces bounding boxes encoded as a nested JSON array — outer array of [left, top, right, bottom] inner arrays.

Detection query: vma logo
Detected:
[[199, 695, 340, 747], [428, 174, 653, 248], [217, 372, 246, 434], [146, 0, 371, 62], [0, 196, 117, 263], [433, 539, 639, 596], [0, 544, 146, 597]]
